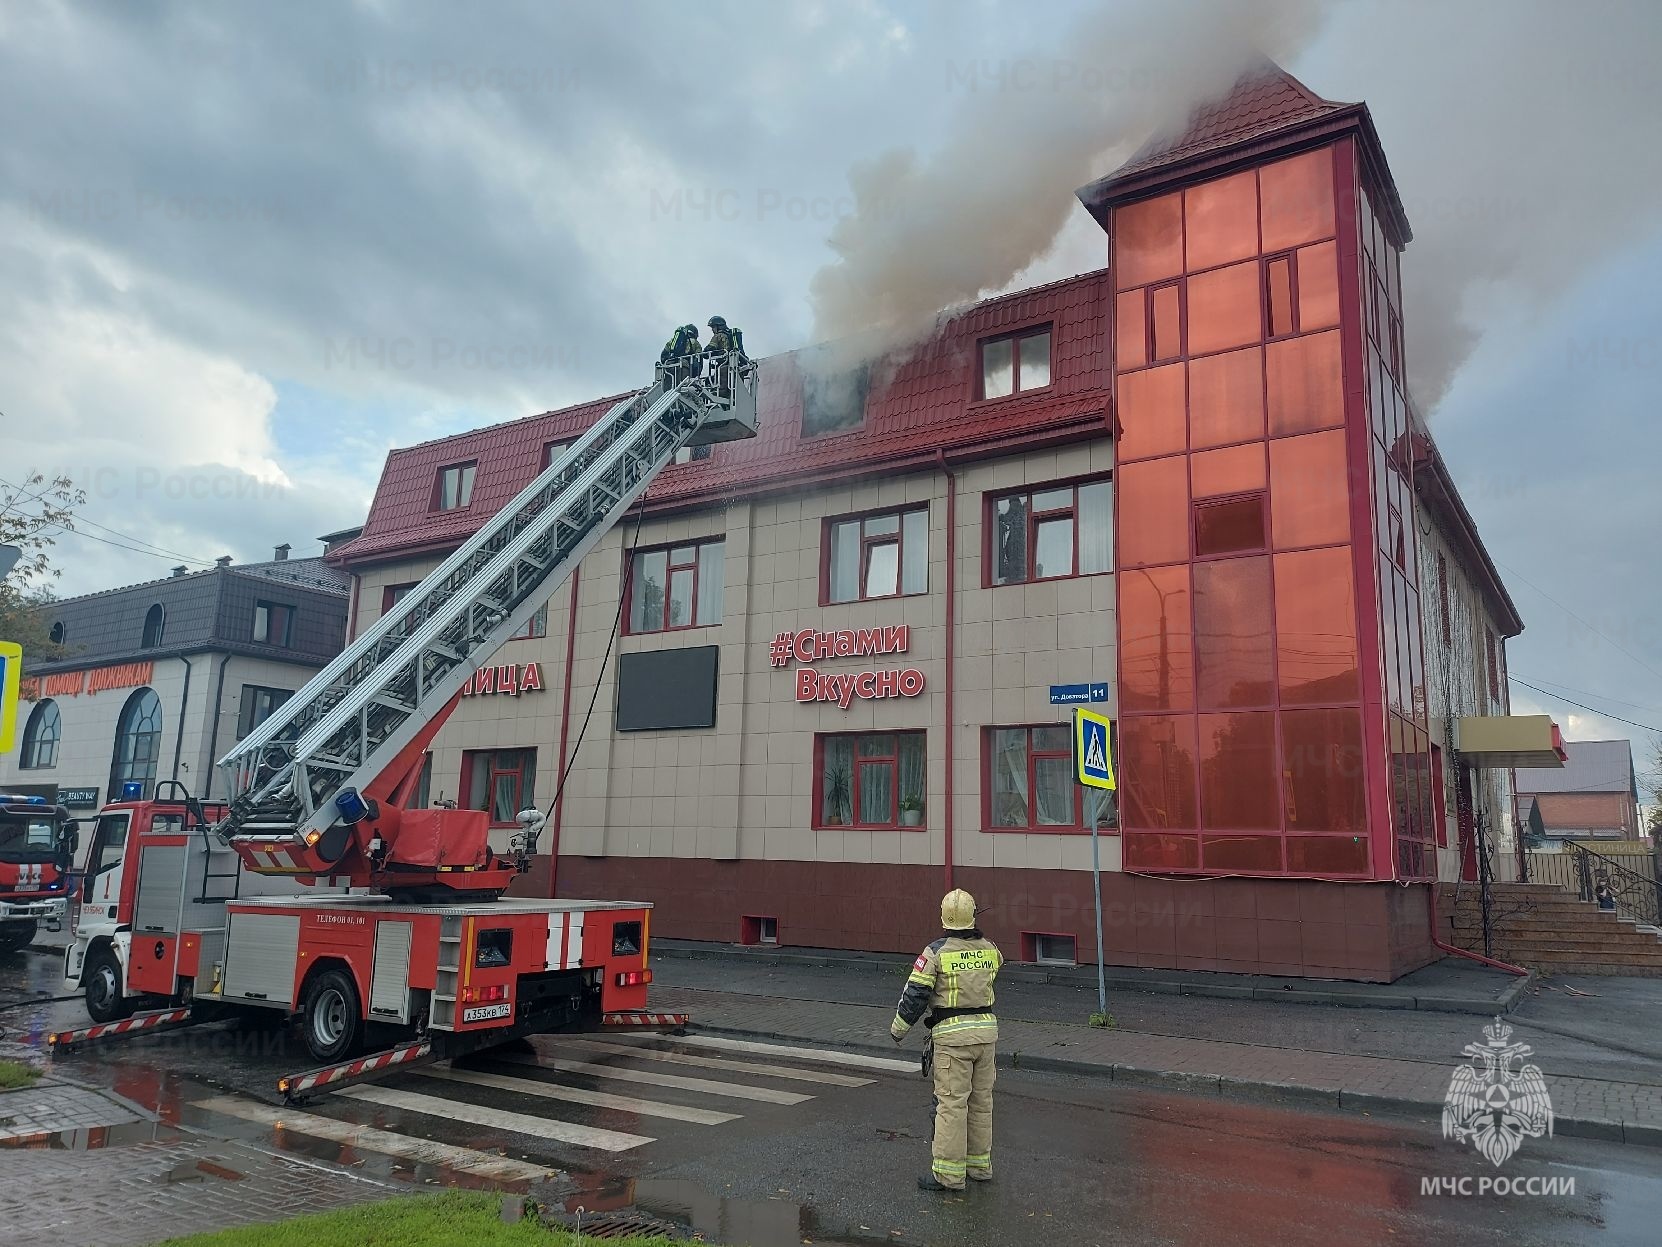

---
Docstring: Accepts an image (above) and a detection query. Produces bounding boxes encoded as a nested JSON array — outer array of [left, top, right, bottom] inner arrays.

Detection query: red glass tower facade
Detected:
[[1084, 68, 1437, 883]]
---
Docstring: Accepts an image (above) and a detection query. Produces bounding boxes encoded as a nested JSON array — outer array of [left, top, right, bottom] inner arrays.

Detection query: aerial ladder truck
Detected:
[[50, 353, 759, 1099]]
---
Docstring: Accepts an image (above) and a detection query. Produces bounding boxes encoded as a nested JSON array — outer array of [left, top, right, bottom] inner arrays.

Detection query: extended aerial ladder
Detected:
[[215, 355, 759, 896], [50, 355, 757, 1091]]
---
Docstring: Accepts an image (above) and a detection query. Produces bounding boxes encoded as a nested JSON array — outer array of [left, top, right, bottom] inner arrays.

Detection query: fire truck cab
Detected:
[[0, 793, 77, 955]]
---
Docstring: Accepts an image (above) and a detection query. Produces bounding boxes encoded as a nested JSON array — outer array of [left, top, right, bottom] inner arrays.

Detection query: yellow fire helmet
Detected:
[[941, 888, 977, 931]]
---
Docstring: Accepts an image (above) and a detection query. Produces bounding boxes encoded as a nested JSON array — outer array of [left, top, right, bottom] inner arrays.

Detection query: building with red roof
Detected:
[[328, 63, 1558, 980]]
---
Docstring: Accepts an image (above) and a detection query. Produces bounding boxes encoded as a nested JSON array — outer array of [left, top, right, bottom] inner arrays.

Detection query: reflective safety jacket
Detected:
[[661, 326, 698, 363], [891, 932, 1002, 1047]]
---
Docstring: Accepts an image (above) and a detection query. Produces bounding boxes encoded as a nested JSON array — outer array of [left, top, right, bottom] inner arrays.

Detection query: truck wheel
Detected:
[[84, 947, 133, 1023], [0, 921, 35, 956], [302, 967, 363, 1064]]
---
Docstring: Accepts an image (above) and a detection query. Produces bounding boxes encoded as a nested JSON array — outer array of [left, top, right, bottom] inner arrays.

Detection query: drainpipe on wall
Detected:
[[170, 654, 194, 787], [1426, 885, 1526, 976], [201, 654, 230, 799], [935, 450, 956, 893]]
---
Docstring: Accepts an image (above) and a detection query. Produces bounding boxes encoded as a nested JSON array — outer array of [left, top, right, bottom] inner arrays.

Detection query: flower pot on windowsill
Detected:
[[900, 809, 923, 828]]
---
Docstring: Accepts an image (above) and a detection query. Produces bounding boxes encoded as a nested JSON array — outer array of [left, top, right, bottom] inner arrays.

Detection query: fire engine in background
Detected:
[[0, 793, 76, 955], [51, 351, 758, 1096]]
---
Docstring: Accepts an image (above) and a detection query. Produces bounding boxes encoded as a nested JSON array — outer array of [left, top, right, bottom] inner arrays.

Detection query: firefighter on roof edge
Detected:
[[890, 888, 1002, 1192]]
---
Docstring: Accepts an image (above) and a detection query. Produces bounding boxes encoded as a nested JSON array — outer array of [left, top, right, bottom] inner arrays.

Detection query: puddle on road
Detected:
[[0, 1119, 179, 1151]]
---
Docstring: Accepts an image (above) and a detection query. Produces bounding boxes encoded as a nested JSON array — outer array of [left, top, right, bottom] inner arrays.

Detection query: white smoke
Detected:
[[1314, 0, 1662, 406], [807, 0, 1328, 354]]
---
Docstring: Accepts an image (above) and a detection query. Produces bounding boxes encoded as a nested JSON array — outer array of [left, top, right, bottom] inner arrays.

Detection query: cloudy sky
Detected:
[[2, 0, 1658, 768]]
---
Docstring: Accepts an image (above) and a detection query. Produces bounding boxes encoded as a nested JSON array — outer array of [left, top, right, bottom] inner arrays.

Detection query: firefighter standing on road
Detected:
[[890, 888, 1002, 1192]]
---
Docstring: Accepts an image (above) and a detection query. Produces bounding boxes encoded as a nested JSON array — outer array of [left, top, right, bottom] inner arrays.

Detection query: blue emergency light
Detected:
[[334, 787, 370, 824], [0, 793, 48, 804], [120, 781, 144, 800]]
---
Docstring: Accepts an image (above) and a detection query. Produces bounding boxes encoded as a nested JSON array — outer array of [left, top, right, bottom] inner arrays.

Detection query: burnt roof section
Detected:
[[1077, 60, 1411, 247], [330, 269, 1115, 568]]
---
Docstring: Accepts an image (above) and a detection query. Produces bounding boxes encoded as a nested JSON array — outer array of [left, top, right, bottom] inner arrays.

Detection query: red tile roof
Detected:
[[1078, 60, 1411, 246], [334, 270, 1113, 567], [1112, 60, 1351, 183]]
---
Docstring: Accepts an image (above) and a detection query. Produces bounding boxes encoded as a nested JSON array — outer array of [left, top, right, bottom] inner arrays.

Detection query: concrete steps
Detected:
[[1441, 882, 1662, 975]]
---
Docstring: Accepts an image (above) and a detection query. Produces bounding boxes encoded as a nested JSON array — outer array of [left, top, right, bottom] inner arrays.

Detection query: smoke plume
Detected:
[[1316, 1, 1662, 406], [808, 0, 1327, 355]]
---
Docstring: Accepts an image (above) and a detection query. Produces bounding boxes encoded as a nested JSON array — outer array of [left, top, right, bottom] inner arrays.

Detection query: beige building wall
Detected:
[[1414, 497, 1518, 882], [350, 439, 1119, 874]]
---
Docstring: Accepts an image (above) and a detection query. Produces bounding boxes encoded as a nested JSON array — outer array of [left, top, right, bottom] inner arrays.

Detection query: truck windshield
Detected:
[[0, 816, 59, 863]]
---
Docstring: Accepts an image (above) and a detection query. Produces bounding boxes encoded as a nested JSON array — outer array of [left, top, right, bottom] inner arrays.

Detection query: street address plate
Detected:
[[463, 1002, 512, 1023]]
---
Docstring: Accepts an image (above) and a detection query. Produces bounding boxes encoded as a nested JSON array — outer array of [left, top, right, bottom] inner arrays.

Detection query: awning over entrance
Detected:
[[1454, 714, 1567, 770]]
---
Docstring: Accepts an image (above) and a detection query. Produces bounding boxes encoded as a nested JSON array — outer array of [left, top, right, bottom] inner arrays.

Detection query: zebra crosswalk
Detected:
[[189, 1033, 904, 1182]]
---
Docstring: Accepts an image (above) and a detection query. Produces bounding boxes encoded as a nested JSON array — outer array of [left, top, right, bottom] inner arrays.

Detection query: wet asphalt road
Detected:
[[5, 947, 1659, 1247]]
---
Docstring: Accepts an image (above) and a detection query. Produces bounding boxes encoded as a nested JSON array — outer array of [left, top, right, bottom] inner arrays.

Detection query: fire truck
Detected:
[[51, 354, 758, 1098], [0, 793, 76, 955]]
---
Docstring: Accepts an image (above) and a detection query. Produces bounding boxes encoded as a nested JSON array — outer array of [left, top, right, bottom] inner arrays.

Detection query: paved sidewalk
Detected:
[[1, 1129, 399, 1247], [653, 977, 1662, 1148]]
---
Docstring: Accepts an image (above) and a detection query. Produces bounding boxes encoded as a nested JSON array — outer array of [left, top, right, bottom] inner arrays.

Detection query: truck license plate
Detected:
[[463, 1002, 512, 1023]]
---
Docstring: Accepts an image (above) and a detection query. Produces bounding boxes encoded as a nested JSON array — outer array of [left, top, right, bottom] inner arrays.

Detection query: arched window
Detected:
[[20, 699, 61, 770], [49, 621, 66, 645], [142, 604, 165, 647], [109, 688, 163, 800]]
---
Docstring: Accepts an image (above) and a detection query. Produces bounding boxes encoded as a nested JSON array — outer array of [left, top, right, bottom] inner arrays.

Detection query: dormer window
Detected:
[[253, 600, 295, 647], [141, 603, 165, 647], [800, 349, 869, 437], [434, 461, 477, 511], [980, 327, 1052, 400]]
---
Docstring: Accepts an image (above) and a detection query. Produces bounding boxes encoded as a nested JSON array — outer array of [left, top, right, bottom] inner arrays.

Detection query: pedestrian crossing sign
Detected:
[[1073, 706, 1114, 791], [0, 642, 19, 755]]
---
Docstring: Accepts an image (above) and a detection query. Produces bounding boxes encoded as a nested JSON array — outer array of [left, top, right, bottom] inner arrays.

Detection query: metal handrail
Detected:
[[1566, 840, 1661, 927]]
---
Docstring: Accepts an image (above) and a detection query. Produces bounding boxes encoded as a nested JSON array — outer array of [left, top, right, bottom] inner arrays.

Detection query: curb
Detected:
[[653, 943, 1532, 1016], [686, 1019, 1661, 1150]]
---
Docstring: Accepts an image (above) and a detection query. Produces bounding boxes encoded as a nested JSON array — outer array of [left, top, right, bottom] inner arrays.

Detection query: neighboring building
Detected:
[[330, 64, 1558, 981], [0, 544, 349, 811], [1515, 739, 1642, 848]]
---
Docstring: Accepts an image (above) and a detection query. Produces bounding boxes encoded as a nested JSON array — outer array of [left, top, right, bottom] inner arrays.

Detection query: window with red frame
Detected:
[[990, 478, 1112, 586], [433, 461, 476, 511], [986, 725, 1113, 830], [462, 748, 535, 826], [511, 602, 549, 640], [979, 326, 1052, 400], [542, 440, 571, 470], [826, 508, 927, 604], [382, 582, 417, 615], [626, 539, 724, 634], [815, 731, 925, 829]]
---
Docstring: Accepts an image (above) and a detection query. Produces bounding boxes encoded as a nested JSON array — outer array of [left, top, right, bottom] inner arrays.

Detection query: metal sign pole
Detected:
[[1090, 788, 1107, 1019]]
